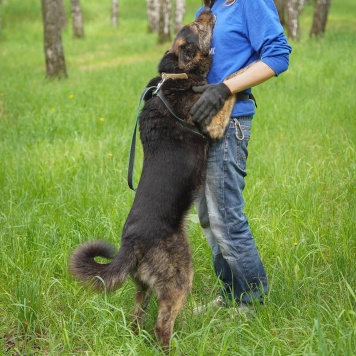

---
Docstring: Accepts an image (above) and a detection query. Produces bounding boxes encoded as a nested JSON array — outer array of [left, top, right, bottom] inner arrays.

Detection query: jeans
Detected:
[[197, 117, 268, 304]]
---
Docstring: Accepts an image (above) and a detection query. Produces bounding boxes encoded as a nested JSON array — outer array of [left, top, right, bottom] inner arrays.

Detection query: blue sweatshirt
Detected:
[[197, 0, 292, 117]]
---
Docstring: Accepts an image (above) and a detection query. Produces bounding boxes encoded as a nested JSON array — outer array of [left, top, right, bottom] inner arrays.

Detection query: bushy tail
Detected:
[[69, 240, 135, 292]]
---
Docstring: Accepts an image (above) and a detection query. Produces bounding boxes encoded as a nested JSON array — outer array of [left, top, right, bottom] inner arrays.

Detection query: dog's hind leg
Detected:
[[154, 288, 188, 351], [131, 281, 151, 331]]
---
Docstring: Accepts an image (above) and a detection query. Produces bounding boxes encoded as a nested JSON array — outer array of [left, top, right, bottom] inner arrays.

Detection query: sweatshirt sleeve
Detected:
[[242, 0, 292, 76]]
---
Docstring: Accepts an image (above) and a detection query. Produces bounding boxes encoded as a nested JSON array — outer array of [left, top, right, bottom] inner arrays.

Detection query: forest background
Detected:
[[0, 0, 355, 355]]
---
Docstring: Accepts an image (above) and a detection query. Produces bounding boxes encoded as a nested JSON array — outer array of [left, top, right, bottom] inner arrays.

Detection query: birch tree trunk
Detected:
[[310, 0, 332, 37], [286, 0, 304, 40], [70, 0, 84, 38], [112, 0, 119, 27], [174, 0, 186, 33], [146, 0, 159, 33], [157, 0, 171, 43], [42, 0, 68, 79]]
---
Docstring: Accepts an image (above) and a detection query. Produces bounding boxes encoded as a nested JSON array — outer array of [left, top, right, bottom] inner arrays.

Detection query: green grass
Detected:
[[1, 0, 355, 354]]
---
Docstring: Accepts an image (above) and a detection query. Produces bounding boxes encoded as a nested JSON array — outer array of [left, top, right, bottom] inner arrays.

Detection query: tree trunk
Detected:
[[310, 0, 332, 37], [174, 0, 186, 33], [157, 0, 171, 43], [286, 0, 304, 40], [274, 0, 286, 27], [112, 0, 119, 27], [70, 0, 84, 38], [146, 0, 159, 33], [42, 0, 68, 79]]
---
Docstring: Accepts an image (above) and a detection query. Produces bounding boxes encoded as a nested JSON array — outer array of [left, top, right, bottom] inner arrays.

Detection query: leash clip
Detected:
[[153, 78, 166, 95]]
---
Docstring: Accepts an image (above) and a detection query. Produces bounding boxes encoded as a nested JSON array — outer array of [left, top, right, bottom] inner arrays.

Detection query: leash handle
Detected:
[[127, 86, 157, 191]]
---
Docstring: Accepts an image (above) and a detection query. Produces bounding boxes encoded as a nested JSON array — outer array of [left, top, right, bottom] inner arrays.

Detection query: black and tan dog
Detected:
[[69, 9, 218, 350]]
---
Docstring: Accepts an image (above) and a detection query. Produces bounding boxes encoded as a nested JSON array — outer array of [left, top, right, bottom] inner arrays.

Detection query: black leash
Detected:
[[127, 86, 156, 191]]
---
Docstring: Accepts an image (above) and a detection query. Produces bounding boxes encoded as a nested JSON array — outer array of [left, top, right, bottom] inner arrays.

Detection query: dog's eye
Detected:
[[183, 53, 192, 61], [182, 46, 197, 62], [184, 45, 196, 54]]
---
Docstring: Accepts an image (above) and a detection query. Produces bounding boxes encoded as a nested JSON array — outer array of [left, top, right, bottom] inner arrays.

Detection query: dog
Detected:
[[69, 9, 217, 351]]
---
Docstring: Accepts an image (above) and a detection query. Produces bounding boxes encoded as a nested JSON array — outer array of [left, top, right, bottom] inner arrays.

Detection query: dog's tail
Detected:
[[69, 240, 135, 292]]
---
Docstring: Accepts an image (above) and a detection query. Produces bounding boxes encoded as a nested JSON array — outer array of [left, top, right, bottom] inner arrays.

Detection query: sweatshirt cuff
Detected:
[[261, 54, 290, 76]]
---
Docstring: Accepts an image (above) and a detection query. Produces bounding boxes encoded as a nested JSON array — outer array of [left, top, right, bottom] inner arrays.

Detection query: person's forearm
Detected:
[[223, 61, 276, 94]]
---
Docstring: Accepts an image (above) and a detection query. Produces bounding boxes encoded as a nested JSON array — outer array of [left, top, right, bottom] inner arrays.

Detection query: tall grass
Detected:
[[1, 0, 355, 354]]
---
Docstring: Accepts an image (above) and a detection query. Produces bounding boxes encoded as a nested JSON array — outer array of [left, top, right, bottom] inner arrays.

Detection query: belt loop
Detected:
[[233, 119, 244, 140]]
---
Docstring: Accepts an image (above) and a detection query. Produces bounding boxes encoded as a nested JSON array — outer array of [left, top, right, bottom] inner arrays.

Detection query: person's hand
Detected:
[[190, 83, 232, 125]]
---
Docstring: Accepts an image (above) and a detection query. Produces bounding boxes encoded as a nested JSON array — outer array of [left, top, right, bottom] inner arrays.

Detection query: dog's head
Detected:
[[158, 8, 215, 76]]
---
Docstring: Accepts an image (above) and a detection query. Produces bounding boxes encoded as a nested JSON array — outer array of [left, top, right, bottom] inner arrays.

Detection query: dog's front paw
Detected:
[[204, 96, 235, 140], [204, 121, 225, 140]]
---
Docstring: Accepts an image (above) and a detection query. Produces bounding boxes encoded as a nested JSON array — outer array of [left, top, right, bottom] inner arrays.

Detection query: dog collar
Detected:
[[154, 72, 188, 95], [161, 72, 188, 80]]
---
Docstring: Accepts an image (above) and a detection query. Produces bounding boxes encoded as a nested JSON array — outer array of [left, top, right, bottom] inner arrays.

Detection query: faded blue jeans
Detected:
[[197, 117, 268, 304]]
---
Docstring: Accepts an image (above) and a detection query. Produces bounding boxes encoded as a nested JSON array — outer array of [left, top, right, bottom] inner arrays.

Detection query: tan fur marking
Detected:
[[205, 61, 257, 139], [171, 37, 186, 53]]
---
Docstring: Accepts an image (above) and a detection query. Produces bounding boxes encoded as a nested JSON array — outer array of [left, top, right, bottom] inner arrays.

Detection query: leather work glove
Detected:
[[190, 83, 232, 125]]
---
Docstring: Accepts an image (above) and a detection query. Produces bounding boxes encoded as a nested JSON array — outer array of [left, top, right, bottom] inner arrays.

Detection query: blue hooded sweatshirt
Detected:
[[197, 0, 292, 117]]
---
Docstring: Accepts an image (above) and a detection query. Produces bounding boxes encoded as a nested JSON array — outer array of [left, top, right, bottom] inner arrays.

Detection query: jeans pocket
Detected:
[[233, 118, 251, 172]]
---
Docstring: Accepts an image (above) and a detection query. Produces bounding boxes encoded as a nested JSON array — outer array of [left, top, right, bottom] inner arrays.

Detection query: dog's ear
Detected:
[[177, 44, 198, 70]]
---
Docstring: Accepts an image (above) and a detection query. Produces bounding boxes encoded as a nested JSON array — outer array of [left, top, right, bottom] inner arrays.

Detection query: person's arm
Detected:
[[223, 61, 276, 94], [190, 62, 276, 125]]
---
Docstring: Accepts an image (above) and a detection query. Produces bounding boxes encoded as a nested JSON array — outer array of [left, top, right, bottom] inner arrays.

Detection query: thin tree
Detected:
[[145, 0, 184, 42], [310, 0, 332, 37], [41, 0, 68, 79], [157, 0, 171, 43], [146, 0, 159, 33], [71, 0, 84, 38], [174, 0, 186, 33], [286, 0, 305, 40], [112, 0, 119, 27]]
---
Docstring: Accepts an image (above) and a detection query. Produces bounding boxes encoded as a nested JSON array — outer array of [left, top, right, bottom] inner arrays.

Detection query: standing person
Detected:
[[190, 0, 292, 311]]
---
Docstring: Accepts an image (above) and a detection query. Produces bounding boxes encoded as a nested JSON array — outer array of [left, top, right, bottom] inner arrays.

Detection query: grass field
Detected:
[[1, 0, 355, 354]]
